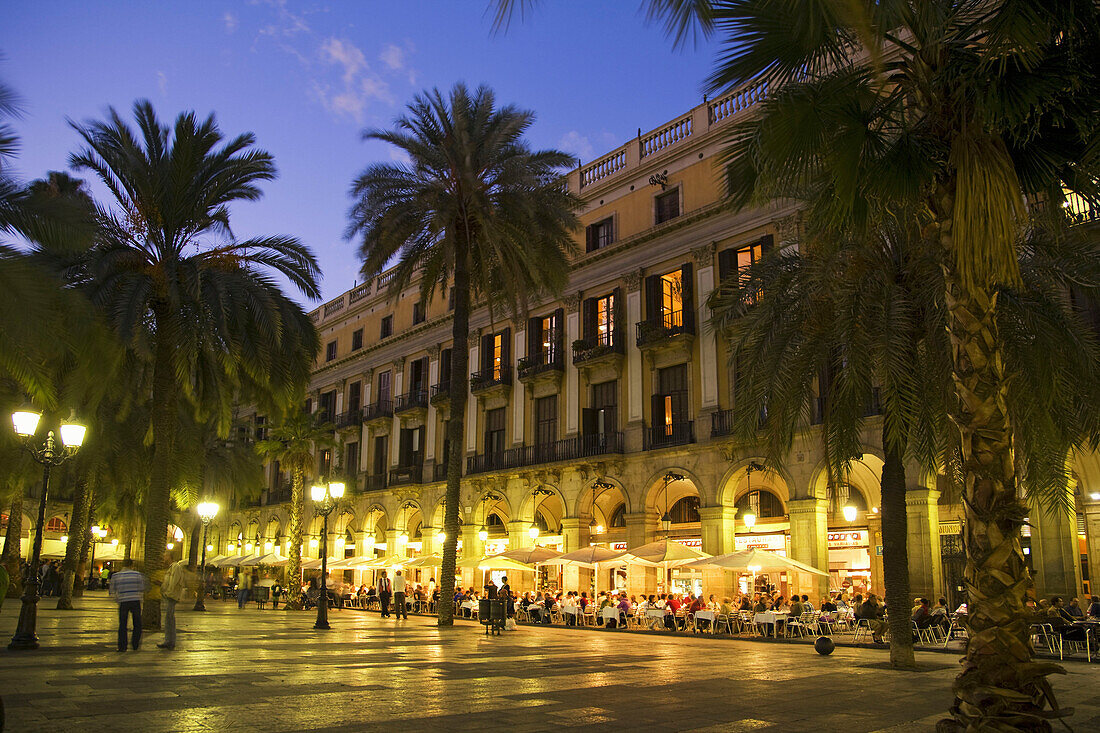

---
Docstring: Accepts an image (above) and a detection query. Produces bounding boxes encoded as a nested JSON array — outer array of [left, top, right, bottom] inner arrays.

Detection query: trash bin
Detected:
[[479, 599, 505, 635]]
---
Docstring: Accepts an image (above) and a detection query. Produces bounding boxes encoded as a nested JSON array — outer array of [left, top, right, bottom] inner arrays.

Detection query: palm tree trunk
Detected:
[[124, 523, 134, 561], [142, 320, 178, 630], [57, 477, 91, 610], [188, 518, 200, 568], [73, 488, 94, 597], [939, 266, 1062, 729], [880, 421, 914, 668], [284, 467, 305, 610], [438, 241, 470, 627], [2, 492, 24, 599]]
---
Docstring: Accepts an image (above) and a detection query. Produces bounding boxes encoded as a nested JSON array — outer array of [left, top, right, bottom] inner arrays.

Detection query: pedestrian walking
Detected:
[[378, 570, 392, 617], [158, 556, 191, 650], [110, 559, 147, 651], [237, 570, 253, 609], [393, 570, 407, 619]]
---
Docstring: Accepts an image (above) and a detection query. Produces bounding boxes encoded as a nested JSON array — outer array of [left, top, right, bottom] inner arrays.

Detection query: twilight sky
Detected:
[[4, 1, 720, 304]]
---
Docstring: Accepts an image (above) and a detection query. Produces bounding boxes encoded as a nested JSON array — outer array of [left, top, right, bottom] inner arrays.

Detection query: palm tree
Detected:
[[711, 216, 953, 668], [347, 83, 580, 625], [256, 409, 334, 610], [696, 4, 1100, 728], [69, 100, 321, 627]]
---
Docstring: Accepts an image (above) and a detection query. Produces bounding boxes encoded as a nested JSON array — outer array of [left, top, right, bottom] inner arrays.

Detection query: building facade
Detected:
[[207, 82, 1097, 605]]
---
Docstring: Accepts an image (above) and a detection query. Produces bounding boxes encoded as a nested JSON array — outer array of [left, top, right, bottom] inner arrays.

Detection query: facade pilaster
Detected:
[[787, 498, 829, 598], [1031, 486, 1083, 599], [905, 487, 943, 600]]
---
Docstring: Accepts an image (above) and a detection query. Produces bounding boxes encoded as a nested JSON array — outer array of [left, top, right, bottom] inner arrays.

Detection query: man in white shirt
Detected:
[[392, 570, 408, 619]]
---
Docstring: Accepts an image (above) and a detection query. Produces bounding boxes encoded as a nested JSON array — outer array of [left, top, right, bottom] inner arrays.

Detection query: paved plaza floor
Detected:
[[2, 594, 1100, 732]]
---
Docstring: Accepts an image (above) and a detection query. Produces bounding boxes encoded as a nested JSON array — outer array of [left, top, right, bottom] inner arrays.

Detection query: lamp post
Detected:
[[311, 480, 345, 630], [193, 502, 219, 611], [88, 523, 108, 588], [8, 410, 86, 650]]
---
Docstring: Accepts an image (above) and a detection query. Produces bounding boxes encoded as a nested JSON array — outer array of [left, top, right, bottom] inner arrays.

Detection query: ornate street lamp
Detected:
[[310, 480, 345, 630], [531, 487, 553, 544], [88, 523, 108, 587], [590, 480, 614, 536], [742, 462, 765, 531], [193, 501, 219, 611], [8, 409, 86, 650], [660, 473, 684, 533]]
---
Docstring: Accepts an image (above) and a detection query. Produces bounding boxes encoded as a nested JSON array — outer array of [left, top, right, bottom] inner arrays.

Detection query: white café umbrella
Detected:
[[300, 556, 340, 570], [404, 554, 443, 568], [241, 553, 287, 567], [456, 554, 535, 573], [495, 546, 562, 565], [612, 540, 710, 592], [212, 554, 242, 567], [225, 554, 263, 567], [543, 546, 625, 568], [205, 554, 229, 566], [682, 548, 829, 576]]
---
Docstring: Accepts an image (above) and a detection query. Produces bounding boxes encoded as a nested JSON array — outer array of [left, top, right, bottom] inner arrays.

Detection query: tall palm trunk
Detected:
[[438, 240, 470, 627], [124, 523, 134, 561], [142, 316, 178, 629], [880, 421, 914, 668], [284, 467, 305, 610], [57, 477, 91, 609], [936, 200, 1061, 728], [188, 518, 200, 568], [73, 487, 94, 597], [2, 492, 24, 598]]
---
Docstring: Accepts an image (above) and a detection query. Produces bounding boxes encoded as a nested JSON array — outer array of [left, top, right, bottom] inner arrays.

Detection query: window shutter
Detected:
[[651, 393, 665, 427], [581, 408, 598, 436], [441, 348, 452, 383], [582, 298, 596, 340], [501, 328, 511, 369], [552, 308, 564, 355], [718, 248, 736, 282], [760, 234, 774, 252], [680, 262, 695, 316], [585, 224, 596, 253], [645, 274, 661, 320], [527, 316, 540, 358], [480, 333, 492, 373], [611, 287, 622, 333]]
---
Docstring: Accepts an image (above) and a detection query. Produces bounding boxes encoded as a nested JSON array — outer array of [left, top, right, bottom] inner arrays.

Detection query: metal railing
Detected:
[[334, 409, 361, 429], [389, 464, 423, 486], [644, 421, 695, 449], [466, 432, 624, 475], [432, 462, 449, 482], [636, 309, 696, 347], [394, 390, 429, 413], [429, 382, 451, 404], [362, 400, 393, 422], [517, 345, 564, 379], [572, 329, 624, 364], [470, 365, 513, 392], [362, 473, 387, 491]]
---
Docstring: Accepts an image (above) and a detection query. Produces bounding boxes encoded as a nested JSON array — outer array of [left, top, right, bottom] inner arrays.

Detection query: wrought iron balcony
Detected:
[[517, 347, 564, 380], [362, 472, 388, 492], [394, 390, 429, 413], [465, 432, 624, 475], [429, 381, 451, 405], [636, 309, 696, 348], [388, 464, 423, 486], [334, 409, 362, 429], [644, 421, 695, 449], [432, 462, 450, 482], [470, 365, 512, 394], [572, 329, 624, 365], [361, 400, 393, 423]]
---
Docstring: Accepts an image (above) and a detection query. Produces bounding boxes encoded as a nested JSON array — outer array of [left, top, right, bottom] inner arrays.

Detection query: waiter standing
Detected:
[[378, 570, 392, 617]]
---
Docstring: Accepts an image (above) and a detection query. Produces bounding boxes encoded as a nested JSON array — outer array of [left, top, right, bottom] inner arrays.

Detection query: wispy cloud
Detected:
[[321, 37, 366, 85], [558, 131, 594, 162], [255, 0, 310, 37], [223, 11, 238, 33], [314, 37, 394, 122], [156, 71, 168, 98], [379, 44, 404, 70]]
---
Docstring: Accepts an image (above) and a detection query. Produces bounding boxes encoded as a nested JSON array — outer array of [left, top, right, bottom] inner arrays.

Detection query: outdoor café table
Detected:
[[753, 611, 789, 637], [694, 610, 716, 633], [646, 608, 666, 630], [461, 600, 479, 618]]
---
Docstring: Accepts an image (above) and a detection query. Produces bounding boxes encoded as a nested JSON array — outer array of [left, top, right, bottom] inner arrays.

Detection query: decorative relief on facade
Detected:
[[691, 242, 715, 268], [624, 268, 644, 292], [774, 212, 803, 245]]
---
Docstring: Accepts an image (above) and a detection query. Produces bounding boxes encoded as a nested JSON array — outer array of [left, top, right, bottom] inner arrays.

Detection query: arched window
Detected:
[[827, 484, 868, 513], [735, 489, 785, 518], [669, 496, 700, 524], [411, 521, 423, 539], [609, 504, 626, 528], [46, 517, 67, 533], [344, 529, 356, 557], [487, 513, 505, 528], [534, 510, 554, 533]]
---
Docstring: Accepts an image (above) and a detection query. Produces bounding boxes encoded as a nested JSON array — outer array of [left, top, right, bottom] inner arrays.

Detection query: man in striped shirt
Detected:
[[110, 559, 148, 651]]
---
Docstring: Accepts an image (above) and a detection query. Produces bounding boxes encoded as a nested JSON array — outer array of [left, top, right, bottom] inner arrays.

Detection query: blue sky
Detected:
[[4, 1, 720, 304]]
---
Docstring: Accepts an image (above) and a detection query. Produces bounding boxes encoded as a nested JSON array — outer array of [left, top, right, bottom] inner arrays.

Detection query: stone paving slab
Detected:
[[1, 593, 1099, 731]]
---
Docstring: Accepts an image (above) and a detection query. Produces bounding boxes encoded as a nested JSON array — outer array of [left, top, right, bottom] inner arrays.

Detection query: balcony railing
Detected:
[[644, 421, 695, 449], [710, 407, 767, 437], [572, 329, 624, 365], [466, 432, 624, 475], [517, 346, 564, 380], [394, 390, 429, 413], [265, 487, 291, 505], [811, 388, 883, 425], [430, 381, 451, 404], [334, 409, 361, 429], [432, 462, 449, 482], [389, 464, 423, 486], [636, 309, 696, 347], [470, 365, 513, 393], [362, 400, 393, 422], [362, 472, 388, 491]]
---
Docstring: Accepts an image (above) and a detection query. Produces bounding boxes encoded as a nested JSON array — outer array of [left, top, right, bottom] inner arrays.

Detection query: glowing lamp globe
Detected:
[[110, 538, 119, 546], [11, 410, 41, 437], [197, 502, 219, 521], [742, 512, 757, 529], [328, 481, 345, 499], [310, 484, 326, 502], [436, 531, 446, 543], [478, 528, 488, 541], [59, 421, 86, 448], [528, 525, 539, 540], [842, 505, 857, 522]]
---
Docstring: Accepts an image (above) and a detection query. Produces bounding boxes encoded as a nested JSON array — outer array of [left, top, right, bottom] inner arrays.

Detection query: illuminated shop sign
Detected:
[[827, 531, 868, 548]]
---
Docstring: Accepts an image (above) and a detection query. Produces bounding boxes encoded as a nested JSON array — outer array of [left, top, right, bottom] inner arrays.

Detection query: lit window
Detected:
[[660, 271, 683, 328]]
